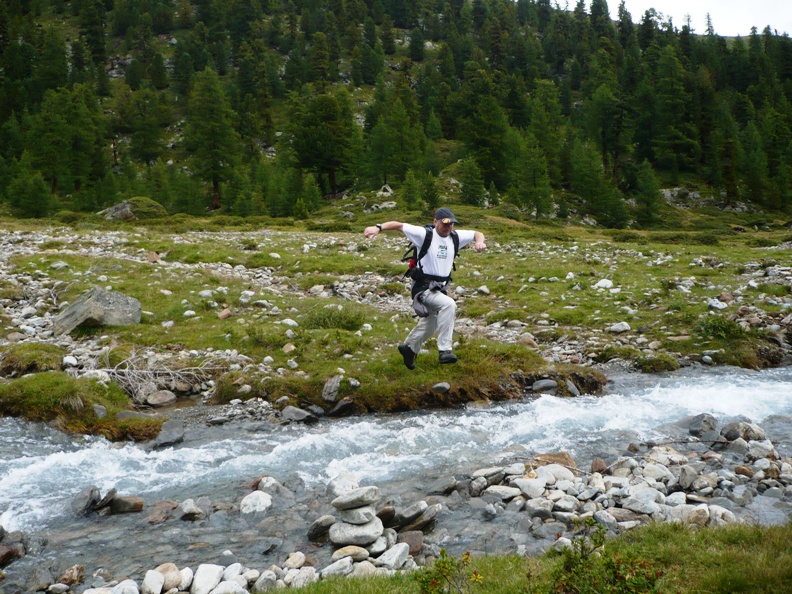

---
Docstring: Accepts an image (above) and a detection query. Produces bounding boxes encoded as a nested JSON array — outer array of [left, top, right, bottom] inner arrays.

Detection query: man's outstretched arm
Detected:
[[363, 221, 404, 238]]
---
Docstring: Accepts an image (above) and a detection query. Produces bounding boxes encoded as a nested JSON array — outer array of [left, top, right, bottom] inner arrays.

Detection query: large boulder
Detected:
[[98, 197, 167, 221], [53, 287, 141, 336]]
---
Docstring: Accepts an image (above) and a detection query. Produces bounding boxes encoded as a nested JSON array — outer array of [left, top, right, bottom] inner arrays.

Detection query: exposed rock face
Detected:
[[53, 287, 142, 336]]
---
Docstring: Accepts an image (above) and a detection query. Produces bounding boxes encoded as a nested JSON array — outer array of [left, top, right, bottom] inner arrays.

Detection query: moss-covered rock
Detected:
[[635, 353, 681, 373], [0, 343, 66, 377], [99, 197, 167, 221]]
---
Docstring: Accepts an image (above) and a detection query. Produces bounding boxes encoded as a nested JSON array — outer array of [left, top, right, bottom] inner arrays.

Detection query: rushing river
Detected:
[[2, 365, 792, 538]]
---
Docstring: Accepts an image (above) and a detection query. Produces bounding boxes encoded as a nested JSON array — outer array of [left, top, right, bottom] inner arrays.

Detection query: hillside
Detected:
[[1, 0, 791, 225]]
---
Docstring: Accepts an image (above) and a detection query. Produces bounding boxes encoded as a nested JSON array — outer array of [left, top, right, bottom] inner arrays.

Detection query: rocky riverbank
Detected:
[[1, 409, 790, 593]]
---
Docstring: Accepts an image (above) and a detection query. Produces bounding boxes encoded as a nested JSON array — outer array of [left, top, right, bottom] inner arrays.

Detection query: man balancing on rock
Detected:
[[364, 207, 487, 369]]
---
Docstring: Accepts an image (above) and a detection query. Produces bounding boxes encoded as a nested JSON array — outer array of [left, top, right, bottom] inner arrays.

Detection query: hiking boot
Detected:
[[398, 344, 417, 370], [439, 350, 458, 364]]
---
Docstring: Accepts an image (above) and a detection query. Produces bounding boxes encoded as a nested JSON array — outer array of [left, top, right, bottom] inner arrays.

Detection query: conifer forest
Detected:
[[2, 0, 792, 226]]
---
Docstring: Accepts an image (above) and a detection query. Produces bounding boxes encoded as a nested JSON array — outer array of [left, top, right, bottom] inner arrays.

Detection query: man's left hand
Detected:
[[474, 241, 487, 252]]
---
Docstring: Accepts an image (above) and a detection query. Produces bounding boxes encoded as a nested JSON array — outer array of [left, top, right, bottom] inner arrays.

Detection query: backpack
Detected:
[[402, 223, 459, 280]]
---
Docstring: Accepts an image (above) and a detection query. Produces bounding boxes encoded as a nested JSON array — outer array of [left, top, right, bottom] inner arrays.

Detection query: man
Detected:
[[363, 207, 487, 369]]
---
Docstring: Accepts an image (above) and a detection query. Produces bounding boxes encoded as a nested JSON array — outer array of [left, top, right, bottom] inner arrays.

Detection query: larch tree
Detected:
[[183, 67, 241, 210]]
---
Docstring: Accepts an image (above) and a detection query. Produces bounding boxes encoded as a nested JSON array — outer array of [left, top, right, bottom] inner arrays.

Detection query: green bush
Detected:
[[610, 231, 645, 243], [594, 345, 641, 363], [53, 210, 86, 224], [550, 518, 663, 594], [698, 316, 744, 340], [306, 221, 353, 232], [635, 353, 680, 373], [302, 305, 366, 331]]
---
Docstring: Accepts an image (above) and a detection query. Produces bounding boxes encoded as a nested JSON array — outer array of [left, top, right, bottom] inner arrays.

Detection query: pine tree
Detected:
[[741, 122, 769, 205], [409, 27, 424, 62], [183, 68, 241, 209], [570, 139, 627, 227], [27, 84, 105, 196], [509, 132, 551, 218], [421, 173, 439, 211], [9, 152, 51, 217], [635, 159, 661, 226], [130, 88, 167, 166], [287, 89, 355, 194], [380, 17, 395, 55], [459, 157, 485, 206], [402, 169, 421, 209]]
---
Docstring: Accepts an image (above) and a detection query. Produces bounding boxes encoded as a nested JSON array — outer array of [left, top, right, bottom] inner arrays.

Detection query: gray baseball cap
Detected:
[[434, 207, 458, 224]]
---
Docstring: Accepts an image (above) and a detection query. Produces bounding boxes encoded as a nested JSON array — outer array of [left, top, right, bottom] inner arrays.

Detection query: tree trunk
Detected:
[[212, 178, 221, 210], [328, 168, 337, 195]]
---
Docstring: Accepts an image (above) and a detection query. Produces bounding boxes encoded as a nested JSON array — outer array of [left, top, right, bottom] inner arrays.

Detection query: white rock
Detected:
[[540, 464, 575, 483], [222, 564, 242, 582], [62, 355, 79, 367], [290, 567, 317, 588], [512, 478, 547, 499], [482, 485, 522, 500], [594, 279, 613, 289], [240, 491, 272, 514], [191, 564, 225, 594], [331, 486, 380, 510], [608, 321, 631, 333], [329, 517, 384, 546], [374, 542, 410, 570], [208, 582, 246, 594], [111, 581, 139, 594], [141, 570, 165, 594], [283, 552, 305, 570], [251, 570, 277, 593], [320, 556, 354, 578], [339, 505, 377, 525], [179, 567, 194, 591]]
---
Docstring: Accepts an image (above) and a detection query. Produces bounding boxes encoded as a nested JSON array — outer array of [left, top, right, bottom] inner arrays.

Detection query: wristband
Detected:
[[376, 224, 383, 231]]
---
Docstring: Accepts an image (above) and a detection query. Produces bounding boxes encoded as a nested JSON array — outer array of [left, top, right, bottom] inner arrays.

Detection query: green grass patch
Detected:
[[301, 304, 368, 331], [293, 522, 792, 594], [0, 343, 66, 376], [635, 353, 681, 373], [0, 372, 162, 440], [594, 345, 642, 363]]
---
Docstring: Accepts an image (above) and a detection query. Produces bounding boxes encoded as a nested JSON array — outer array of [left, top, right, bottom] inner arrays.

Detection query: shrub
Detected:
[[549, 518, 663, 594], [53, 210, 86, 224], [302, 305, 367, 331], [635, 353, 680, 373], [594, 345, 641, 363], [698, 316, 744, 340], [414, 549, 482, 594], [306, 221, 353, 232], [611, 231, 644, 243]]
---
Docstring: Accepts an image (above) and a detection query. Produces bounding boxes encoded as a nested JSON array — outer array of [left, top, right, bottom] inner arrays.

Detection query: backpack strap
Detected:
[[415, 225, 434, 268]]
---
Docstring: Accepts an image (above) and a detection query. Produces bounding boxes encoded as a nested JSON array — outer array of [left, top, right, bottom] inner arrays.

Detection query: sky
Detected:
[[612, 0, 792, 37]]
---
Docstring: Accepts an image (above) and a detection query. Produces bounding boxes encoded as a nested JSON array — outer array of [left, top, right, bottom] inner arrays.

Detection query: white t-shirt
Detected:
[[402, 223, 476, 278]]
